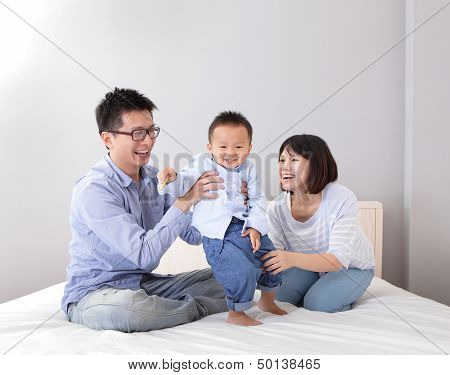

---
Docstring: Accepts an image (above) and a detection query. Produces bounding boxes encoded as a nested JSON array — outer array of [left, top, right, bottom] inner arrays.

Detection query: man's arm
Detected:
[[164, 193, 202, 245], [75, 179, 191, 271], [169, 170, 225, 245]]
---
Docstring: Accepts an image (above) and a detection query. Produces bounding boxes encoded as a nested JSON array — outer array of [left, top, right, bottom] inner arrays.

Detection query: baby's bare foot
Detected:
[[257, 300, 287, 315], [227, 311, 262, 326]]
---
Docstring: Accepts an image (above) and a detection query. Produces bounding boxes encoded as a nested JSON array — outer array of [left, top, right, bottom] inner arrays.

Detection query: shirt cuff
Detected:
[[159, 205, 191, 233], [326, 249, 350, 269], [158, 177, 185, 198], [243, 217, 268, 236]]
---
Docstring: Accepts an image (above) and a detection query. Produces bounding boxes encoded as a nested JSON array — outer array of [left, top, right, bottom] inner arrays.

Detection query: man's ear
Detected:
[[207, 143, 212, 153], [249, 143, 253, 152], [101, 132, 113, 150]]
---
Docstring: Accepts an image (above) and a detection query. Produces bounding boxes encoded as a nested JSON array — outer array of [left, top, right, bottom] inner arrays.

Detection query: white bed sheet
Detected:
[[1, 277, 449, 354]]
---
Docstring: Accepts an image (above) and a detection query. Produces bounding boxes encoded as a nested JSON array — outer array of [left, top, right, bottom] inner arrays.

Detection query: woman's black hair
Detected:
[[279, 134, 338, 194]]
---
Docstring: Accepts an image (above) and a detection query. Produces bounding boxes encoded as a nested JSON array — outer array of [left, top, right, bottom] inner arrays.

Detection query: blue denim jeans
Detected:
[[202, 218, 282, 311], [68, 268, 227, 332], [275, 267, 374, 312]]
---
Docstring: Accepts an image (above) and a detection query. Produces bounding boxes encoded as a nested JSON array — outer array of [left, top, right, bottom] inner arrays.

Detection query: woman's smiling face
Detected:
[[278, 147, 311, 193]]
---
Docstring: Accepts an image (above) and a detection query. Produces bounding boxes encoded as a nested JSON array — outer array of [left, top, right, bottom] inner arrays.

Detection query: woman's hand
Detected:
[[261, 250, 297, 275]]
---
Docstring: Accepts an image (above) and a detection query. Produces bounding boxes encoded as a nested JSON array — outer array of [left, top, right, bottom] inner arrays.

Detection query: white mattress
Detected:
[[1, 277, 449, 354]]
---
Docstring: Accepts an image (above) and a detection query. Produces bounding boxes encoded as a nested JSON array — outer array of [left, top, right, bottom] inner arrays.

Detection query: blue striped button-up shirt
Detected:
[[61, 155, 201, 313]]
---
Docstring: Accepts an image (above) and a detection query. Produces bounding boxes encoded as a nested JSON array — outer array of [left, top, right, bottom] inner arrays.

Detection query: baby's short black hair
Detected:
[[208, 111, 252, 143]]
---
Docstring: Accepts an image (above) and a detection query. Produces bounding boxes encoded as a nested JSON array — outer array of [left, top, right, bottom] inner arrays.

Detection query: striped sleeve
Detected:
[[327, 192, 359, 269], [75, 178, 190, 271], [267, 201, 289, 249]]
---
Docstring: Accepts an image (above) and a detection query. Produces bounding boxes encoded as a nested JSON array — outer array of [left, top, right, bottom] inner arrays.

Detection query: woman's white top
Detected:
[[267, 183, 375, 270]]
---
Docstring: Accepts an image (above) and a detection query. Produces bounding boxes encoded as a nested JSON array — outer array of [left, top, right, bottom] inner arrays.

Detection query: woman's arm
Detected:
[[261, 250, 343, 274], [266, 201, 289, 250], [265, 199, 340, 273]]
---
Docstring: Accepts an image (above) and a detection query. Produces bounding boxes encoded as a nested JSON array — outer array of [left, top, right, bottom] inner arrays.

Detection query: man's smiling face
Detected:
[[102, 110, 155, 178]]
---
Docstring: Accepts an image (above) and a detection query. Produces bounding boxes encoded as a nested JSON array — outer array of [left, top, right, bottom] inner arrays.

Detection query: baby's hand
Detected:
[[157, 167, 177, 190], [242, 228, 261, 253]]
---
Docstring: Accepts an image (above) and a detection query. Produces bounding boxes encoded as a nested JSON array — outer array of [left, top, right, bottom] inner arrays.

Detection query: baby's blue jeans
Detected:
[[202, 218, 282, 311]]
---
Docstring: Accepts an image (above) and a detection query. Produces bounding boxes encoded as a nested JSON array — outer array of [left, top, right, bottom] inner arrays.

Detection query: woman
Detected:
[[262, 134, 375, 312]]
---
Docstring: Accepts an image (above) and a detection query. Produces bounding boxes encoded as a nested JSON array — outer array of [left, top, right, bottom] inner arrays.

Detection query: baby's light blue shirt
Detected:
[[159, 153, 269, 239]]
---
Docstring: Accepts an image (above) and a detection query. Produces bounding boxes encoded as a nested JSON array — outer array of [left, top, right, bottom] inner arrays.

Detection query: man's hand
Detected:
[[242, 227, 261, 252], [157, 167, 177, 185], [174, 171, 224, 212]]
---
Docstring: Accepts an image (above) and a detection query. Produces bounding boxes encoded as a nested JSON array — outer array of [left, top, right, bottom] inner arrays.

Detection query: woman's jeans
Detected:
[[68, 268, 227, 332], [276, 267, 375, 312]]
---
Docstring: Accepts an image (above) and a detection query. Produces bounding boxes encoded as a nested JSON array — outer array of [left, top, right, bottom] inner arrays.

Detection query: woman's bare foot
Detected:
[[257, 300, 287, 315], [227, 311, 262, 326]]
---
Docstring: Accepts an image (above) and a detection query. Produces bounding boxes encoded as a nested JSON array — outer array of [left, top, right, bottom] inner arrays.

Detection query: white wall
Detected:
[[406, 0, 450, 306], [0, 0, 409, 303]]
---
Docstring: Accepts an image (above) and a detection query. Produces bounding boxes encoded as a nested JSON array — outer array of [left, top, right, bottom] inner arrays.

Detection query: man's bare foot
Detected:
[[257, 300, 287, 315], [227, 311, 262, 326]]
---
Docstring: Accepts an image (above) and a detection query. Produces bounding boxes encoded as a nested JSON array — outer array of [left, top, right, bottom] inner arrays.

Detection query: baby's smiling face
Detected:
[[207, 124, 252, 169]]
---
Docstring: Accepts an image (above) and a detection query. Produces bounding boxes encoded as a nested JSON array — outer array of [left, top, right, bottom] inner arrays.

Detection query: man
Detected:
[[62, 88, 229, 332]]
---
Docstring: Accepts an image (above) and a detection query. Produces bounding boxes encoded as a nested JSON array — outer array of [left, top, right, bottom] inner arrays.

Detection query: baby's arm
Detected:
[[157, 168, 177, 192], [242, 227, 261, 252], [157, 153, 214, 198], [243, 163, 269, 236]]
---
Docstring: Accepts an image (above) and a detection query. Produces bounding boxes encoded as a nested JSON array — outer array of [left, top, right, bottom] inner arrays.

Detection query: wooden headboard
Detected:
[[154, 201, 383, 278], [357, 201, 383, 277]]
